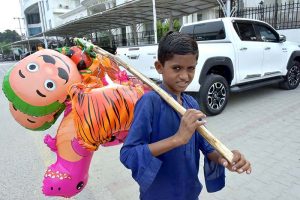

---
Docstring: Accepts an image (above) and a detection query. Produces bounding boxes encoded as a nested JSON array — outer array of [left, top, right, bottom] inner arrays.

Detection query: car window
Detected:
[[181, 21, 226, 41], [180, 25, 194, 38], [233, 22, 257, 41], [254, 24, 278, 42], [193, 21, 226, 41]]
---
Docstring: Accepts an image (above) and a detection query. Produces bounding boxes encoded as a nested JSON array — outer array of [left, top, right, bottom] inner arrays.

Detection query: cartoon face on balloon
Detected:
[[9, 103, 63, 131], [2, 49, 81, 116]]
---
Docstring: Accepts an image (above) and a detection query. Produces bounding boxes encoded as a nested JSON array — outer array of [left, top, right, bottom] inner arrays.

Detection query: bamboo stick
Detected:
[[75, 38, 234, 164]]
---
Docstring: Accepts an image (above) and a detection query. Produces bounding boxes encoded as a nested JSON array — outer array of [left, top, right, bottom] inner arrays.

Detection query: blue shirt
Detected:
[[120, 85, 225, 200]]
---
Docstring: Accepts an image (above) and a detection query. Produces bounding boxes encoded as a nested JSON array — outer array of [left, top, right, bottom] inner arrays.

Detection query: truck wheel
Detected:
[[279, 61, 300, 90], [199, 74, 229, 116]]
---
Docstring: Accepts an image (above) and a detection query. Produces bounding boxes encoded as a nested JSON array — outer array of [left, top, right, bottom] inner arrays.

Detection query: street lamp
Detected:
[[13, 17, 25, 39]]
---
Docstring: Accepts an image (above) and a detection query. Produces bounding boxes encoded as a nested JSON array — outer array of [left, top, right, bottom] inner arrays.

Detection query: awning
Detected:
[[39, 0, 218, 37]]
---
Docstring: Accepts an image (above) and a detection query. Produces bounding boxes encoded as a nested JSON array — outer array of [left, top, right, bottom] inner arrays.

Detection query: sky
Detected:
[[0, 0, 22, 34]]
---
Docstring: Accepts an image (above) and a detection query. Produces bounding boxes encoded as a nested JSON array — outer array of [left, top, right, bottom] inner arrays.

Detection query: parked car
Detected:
[[3, 54, 15, 61], [117, 17, 300, 115]]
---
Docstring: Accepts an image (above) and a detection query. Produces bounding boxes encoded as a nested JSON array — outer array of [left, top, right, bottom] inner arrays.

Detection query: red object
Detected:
[[67, 46, 93, 70]]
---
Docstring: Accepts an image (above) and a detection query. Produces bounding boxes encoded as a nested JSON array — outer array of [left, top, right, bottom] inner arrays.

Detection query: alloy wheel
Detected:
[[207, 82, 227, 110], [288, 65, 300, 87]]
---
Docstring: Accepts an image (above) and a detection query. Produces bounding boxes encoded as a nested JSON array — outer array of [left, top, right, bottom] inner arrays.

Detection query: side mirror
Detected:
[[279, 35, 286, 42]]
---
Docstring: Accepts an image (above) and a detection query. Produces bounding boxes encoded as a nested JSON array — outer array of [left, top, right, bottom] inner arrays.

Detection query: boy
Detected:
[[120, 32, 251, 200]]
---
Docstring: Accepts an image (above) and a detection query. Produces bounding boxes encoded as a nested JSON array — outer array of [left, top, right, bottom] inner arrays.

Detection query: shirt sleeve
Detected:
[[203, 156, 225, 192], [187, 94, 225, 192], [120, 94, 162, 194]]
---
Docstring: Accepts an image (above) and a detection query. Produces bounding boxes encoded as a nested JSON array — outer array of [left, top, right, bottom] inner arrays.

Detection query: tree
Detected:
[[0, 30, 21, 43], [0, 42, 11, 55], [0, 30, 21, 59], [157, 19, 181, 41]]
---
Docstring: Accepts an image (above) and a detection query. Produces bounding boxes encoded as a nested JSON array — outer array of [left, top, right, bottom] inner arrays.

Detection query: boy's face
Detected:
[[155, 53, 197, 96]]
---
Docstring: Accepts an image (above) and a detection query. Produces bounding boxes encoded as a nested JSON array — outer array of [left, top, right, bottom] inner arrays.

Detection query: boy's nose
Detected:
[[179, 71, 189, 80]]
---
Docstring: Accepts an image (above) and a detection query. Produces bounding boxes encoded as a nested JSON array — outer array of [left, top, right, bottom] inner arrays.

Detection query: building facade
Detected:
[[20, 0, 296, 47]]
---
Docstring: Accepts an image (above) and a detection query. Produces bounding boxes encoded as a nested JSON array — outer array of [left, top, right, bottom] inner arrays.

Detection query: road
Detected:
[[0, 61, 299, 200]]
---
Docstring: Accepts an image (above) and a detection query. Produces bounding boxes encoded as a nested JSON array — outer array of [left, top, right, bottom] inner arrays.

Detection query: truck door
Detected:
[[254, 23, 287, 78], [233, 21, 264, 83]]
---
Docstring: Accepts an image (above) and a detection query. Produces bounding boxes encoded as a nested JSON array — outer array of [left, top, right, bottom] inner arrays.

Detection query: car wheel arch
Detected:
[[199, 57, 234, 86]]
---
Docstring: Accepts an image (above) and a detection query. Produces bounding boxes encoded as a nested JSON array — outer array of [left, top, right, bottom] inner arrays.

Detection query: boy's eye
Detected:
[[172, 66, 181, 71], [187, 67, 195, 72]]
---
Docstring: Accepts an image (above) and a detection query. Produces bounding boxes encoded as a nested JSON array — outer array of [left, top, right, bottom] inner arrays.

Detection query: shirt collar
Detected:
[[160, 83, 184, 101]]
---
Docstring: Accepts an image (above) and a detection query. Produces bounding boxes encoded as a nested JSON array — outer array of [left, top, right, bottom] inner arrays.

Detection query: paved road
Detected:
[[0, 61, 299, 200]]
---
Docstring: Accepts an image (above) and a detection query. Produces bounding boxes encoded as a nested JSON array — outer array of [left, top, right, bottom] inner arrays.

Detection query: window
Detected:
[[26, 13, 40, 24], [193, 21, 226, 41], [234, 22, 257, 41], [181, 21, 226, 41], [197, 13, 202, 21], [255, 24, 278, 42], [180, 25, 194, 38], [28, 27, 42, 36]]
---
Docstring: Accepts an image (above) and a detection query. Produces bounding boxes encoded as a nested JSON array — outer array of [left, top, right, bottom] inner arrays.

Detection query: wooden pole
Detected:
[[75, 38, 234, 163]]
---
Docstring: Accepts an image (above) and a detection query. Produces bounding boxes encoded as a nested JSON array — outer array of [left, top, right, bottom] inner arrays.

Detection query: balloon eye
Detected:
[[76, 181, 84, 190], [26, 63, 39, 72], [44, 80, 56, 91]]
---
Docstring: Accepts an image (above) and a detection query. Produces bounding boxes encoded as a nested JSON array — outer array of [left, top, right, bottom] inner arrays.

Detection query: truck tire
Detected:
[[199, 74, 229, 116], [279, 61, 300, 90]]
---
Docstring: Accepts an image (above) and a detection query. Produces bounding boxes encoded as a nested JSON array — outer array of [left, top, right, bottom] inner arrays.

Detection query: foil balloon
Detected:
[[66, 46, 93, 70], [2, 49, 81, 116], [9, 102, 63, 131], [42, 108, 93, 198], [69, 82, 144, 151], [1, 42, 146, 198]]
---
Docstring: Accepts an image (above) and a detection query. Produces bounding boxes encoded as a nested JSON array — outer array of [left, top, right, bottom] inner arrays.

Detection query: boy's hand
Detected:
[[219, 150, 252, 174], [174, 109, 206, 145]]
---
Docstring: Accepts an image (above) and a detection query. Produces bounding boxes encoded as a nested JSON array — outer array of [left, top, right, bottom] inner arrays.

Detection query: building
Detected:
[[19, 0, 297, 48]]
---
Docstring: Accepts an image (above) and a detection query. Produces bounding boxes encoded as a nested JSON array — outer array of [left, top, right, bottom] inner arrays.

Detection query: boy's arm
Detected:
[[207, 150, 252, 174], [149, 109, 206, 156]]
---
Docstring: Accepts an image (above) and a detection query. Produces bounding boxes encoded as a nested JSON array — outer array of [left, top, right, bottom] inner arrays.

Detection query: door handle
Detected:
[[264, 47, 271, 50], [240, 47, 248, 51]]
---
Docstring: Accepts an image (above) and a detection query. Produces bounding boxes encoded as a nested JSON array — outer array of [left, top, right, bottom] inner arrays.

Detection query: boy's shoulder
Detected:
[[135, 91, 163, 112], [141, 90, 162, 102]]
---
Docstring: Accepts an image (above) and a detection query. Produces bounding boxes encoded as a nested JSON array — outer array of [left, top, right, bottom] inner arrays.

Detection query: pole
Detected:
[[226, 0, 231, 17], [274, 0, 278, 28], [13, 17, 24, 39], [152, 0, 158, 44], [39, 0, 48, 49], [74, 38, 234, 163]]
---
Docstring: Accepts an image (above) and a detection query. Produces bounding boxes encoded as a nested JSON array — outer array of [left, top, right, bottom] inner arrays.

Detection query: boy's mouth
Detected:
[[176, 82, 189, 88]]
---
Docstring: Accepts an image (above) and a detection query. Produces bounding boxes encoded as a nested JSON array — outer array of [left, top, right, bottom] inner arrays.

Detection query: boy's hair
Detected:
[[158, 31, 198, 65]]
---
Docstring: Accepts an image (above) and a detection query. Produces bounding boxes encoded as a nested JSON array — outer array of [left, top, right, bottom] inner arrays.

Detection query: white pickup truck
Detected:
[[117, 17, 300, 115]]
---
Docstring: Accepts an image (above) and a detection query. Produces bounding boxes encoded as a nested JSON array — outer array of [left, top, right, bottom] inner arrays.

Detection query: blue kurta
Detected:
[[120, 85, 225, 200]]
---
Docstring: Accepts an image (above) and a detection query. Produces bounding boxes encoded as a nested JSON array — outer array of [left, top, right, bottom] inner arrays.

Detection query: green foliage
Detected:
[[0, 30, 21, 56], [157, 19, 181, 41], [173, 19, 181, 31], [0, 42, 11, 55], [0, 30, 21, 43]]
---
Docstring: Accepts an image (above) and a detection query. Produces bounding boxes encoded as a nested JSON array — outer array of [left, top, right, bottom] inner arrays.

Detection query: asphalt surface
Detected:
[[0, 61, 299, 200]]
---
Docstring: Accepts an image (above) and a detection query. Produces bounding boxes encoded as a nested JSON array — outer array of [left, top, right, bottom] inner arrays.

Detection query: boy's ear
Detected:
[[154, 61, 163, 74]]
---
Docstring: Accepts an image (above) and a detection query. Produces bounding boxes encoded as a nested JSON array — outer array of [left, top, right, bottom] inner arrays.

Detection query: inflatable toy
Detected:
[[2, 44, 145, 198]]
